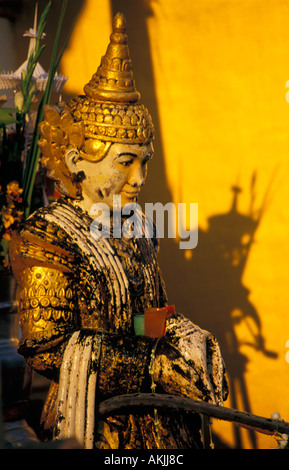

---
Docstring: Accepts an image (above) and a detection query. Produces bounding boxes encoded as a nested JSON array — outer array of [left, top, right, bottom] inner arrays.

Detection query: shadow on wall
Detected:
[[159, 176, 279, 449]]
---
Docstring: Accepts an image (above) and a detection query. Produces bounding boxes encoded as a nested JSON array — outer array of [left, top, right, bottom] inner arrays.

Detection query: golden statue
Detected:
[[10, 13, 228, 449]]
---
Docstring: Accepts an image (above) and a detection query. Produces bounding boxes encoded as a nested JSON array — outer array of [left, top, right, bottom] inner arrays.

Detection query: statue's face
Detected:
[[74, 142, 154, 212]]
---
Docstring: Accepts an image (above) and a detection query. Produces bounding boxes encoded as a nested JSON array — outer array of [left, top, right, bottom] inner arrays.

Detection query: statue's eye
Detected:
[[119, 159, 133, 167]]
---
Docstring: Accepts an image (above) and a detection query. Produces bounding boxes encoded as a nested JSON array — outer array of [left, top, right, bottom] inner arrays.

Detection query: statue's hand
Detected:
[[152, 313, 228, 405]]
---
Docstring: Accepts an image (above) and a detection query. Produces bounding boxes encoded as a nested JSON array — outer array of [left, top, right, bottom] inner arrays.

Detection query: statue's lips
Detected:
[[121, 190, 140, 198]]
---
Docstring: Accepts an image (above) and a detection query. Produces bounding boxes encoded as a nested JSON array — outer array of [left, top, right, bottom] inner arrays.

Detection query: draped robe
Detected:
[[10, 197, 227, 449]]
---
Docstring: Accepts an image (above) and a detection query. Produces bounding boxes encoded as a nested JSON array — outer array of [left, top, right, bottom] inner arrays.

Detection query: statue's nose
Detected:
[[128, 164, 145, 188]]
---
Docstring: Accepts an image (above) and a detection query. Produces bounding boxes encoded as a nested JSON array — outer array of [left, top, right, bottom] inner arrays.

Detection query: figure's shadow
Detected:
[[159, 179, 278, 449]]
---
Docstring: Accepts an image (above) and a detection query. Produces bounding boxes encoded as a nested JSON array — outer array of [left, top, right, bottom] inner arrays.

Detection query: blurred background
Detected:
[[1, 0, 289, 449]]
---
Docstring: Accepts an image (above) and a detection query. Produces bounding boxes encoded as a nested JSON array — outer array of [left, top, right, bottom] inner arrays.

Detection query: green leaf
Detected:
[[33, 44, 46, 63], [22, 89, 35, 115], [19, 2, 51, 119], [0, 108, 18, 125], [23, 0, 68, 219], [38, 1, 51, 29], [0, 237, 9, 254]]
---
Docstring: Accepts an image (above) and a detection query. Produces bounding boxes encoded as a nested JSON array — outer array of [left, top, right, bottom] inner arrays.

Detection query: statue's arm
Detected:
[[17, 265, 78, 380], [97, 314, 229, 404], [16, 264, 156, 394]]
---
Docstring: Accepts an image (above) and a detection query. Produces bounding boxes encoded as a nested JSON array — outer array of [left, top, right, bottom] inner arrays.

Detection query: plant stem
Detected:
[[23, 0, 69, 219]]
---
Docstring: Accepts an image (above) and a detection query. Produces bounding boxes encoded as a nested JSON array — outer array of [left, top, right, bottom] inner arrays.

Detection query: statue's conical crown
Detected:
[[84, 12, 140, 103], [63, 12, 154, 146]]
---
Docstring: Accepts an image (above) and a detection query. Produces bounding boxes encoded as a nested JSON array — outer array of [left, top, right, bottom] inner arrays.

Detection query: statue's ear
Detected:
[[65, 148, 80, 174]]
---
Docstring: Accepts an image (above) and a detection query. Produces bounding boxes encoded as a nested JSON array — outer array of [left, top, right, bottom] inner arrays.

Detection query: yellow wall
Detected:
[[142, 0, 289, 449], [25, 0, 289, 448]]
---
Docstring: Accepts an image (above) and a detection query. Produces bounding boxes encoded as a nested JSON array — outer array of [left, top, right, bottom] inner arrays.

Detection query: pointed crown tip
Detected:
[[113, 12, 127, 33]]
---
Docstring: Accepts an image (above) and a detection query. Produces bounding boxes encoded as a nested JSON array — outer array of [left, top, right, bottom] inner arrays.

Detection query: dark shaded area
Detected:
[[110, 0, 172, 207], [0, 0, 23, 22]]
